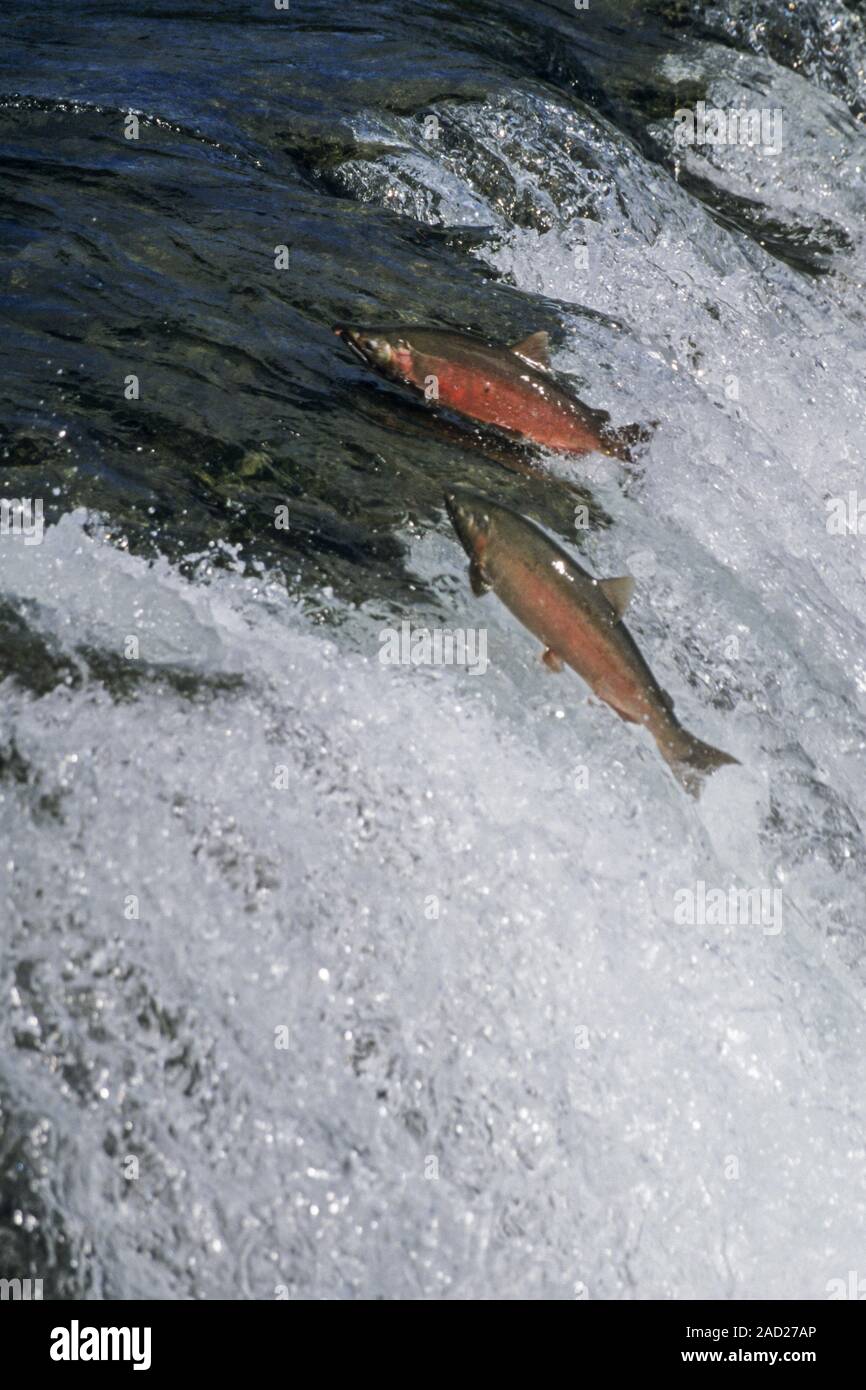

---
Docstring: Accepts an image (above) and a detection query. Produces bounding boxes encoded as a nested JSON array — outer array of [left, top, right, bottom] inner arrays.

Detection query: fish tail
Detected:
[[600, 420, 656, 463], [663, 729, 740, 799]]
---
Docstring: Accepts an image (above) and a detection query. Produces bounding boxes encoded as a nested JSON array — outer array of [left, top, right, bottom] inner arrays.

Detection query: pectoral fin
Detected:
[[542, 647, 564, 672], [510, 331, 551, 371], [469, 559, 491, 597], [598, 575, 635, 622]]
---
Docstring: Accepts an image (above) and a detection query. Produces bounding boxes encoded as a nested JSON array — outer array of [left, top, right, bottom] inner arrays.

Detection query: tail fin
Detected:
[[664, 730, 740, 799], [600, 420, 656, 464]]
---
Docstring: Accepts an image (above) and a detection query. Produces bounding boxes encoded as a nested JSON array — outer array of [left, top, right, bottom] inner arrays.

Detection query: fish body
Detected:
[[334, 324, 642, 460], [444, 487, 738, 795]]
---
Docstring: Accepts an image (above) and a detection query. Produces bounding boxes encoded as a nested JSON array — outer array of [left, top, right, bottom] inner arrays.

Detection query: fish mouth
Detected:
[[443, 490, 464, 542], [332, 323, 397, 373], [444, 486, 469, 527], [444, 487, 492, 551], [332, 323, 368, 362], [445, 485, 483, 511]]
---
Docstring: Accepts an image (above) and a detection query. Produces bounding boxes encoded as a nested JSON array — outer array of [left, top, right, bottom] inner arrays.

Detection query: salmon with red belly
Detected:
[[333, 324, 646, 461], [483, 526, 664, 728], [443, 487, 739, 797], [411, 351, 610, 454]]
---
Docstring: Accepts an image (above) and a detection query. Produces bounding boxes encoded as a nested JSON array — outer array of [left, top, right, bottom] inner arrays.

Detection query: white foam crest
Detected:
[[2, 507, 865, 1298]]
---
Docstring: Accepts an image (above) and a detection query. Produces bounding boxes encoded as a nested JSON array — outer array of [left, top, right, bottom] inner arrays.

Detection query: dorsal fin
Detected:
[[598, 575, 635, 621], [510, 331, 551, 371]]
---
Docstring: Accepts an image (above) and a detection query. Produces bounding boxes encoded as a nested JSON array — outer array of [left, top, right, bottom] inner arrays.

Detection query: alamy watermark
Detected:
[[826, 1270, 866, 1300], [379, 621, 488, 676], [50, 1321, 151, 1371], [826, 491, 866, 535], [674, 102, 783, 156], [674, 881, 782, 935], [0, 497, 44, 545], [0, 1277, 43, 1299]]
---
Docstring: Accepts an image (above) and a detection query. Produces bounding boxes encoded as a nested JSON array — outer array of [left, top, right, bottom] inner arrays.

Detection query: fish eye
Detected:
[[396, 338, 408, 349]]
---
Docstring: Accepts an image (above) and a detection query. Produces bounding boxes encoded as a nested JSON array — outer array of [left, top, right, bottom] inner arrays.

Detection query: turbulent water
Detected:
[[1, 0, 866, 1300]]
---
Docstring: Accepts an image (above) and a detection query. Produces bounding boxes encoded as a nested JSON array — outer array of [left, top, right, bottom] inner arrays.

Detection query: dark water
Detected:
[[2, 0, 858, 606], [2, 0, 866, 1300]]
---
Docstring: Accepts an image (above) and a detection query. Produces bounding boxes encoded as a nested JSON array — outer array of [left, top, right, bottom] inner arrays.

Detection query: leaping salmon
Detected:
[[334, 323, 648, 461], [444, 486, 738, 796]]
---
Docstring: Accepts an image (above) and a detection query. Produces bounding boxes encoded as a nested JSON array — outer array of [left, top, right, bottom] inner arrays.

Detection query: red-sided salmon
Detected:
[[334, 324, 647, 461], [444, 487, 738, 796]]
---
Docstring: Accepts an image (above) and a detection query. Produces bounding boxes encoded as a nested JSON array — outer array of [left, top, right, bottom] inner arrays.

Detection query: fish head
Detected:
[[333, 324, 414, 380], [444, 486, 493, 560]]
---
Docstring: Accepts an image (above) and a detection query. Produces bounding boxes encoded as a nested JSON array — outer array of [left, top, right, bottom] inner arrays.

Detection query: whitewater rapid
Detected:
[[3, 2, 866, 1300]]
